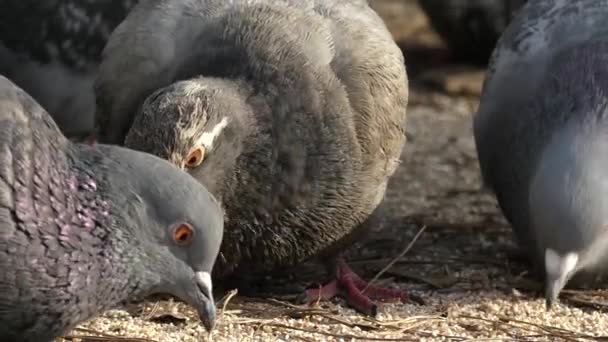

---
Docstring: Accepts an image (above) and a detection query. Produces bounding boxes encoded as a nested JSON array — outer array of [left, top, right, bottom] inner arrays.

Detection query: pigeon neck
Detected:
[[66, 146, 169, 305]]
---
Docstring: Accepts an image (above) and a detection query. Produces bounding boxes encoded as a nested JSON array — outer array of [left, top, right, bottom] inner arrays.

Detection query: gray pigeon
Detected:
[[0, 0, 138, 140], [94, 0, 410, 315], [0, 75, 223, 341], [475, 0, 608, 308]]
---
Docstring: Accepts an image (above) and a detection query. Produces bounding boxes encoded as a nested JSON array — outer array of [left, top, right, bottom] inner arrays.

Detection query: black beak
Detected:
[[545, 277, 564, 311], [199, 296, 216, 332]]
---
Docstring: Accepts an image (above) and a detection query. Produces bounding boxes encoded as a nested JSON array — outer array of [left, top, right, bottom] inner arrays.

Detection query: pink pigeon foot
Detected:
[[304, 260, 423, 316]]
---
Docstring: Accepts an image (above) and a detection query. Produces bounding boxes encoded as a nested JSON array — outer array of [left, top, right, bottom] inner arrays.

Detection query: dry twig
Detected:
[[363, 225, 427, 292]]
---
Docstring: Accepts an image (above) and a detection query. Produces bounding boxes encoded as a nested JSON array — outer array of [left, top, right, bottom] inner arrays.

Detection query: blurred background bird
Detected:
[[0, 0, 138, 141], [418, 0, 526, 65]]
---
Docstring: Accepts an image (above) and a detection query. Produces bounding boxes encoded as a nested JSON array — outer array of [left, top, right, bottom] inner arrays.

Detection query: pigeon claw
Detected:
[[303, 260, 422, 316]]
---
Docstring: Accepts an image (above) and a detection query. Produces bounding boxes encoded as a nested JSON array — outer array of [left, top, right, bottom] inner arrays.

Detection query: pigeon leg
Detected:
[[340, 261, 413, 302], [304, 259, 421, 316], [337, 262, 378, 316]]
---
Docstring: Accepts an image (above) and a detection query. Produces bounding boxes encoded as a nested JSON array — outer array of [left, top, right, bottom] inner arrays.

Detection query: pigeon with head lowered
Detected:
[[94, 0, 411, 315], [475, 0, 608, 308], [0, 74, 223, 341], [0, 0, 137, 140]]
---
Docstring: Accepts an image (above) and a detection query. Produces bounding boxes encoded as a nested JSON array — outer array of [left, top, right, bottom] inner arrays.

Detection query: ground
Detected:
[[58, 1, 608, 341]]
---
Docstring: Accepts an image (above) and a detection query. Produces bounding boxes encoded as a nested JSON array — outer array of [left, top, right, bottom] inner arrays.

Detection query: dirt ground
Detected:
[[59, 1, 608, 341]]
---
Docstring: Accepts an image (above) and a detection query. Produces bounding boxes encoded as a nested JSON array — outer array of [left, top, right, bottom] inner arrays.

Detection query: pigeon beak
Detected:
[[543, 250, 578, 310], [545, 275, 567, 311], [545, 285, 557, 310], [195, 271, 216, 332]]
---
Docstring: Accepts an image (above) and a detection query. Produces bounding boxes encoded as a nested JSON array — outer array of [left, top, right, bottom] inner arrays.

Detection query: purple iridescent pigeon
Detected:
[[0, 75, 223, 341]]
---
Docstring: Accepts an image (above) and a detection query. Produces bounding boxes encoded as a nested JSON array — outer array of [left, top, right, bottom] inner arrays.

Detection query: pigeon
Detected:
[[94, 0, 410, 315], [0, 74, 223, 341], [419, 0, 527, 64], [474, 0, 608, 308], [0, 0, 137, 140]]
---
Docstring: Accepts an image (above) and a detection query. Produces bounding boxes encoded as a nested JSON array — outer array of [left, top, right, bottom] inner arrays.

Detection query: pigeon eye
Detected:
[[185, 147, 205, 169], [172, 223, 195, 245]]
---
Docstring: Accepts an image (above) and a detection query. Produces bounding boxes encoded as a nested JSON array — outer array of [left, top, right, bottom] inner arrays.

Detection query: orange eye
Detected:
[[185, 147, 205, 169], [172, 223, 195, 245]]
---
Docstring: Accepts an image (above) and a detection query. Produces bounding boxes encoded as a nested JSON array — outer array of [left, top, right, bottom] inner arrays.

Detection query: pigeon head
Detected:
[[123, 78, 255, 200], [529, 118, 608, 309], [91, 144, 225, 330]]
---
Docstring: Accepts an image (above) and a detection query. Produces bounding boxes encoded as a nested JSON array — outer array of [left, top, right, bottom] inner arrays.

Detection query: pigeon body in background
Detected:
[[0, 0, 137, 139], [94, 0, 410, 315], [0, 75, 223, 341], [475, 0, 608, 307], [419, 0, 527, 65]]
